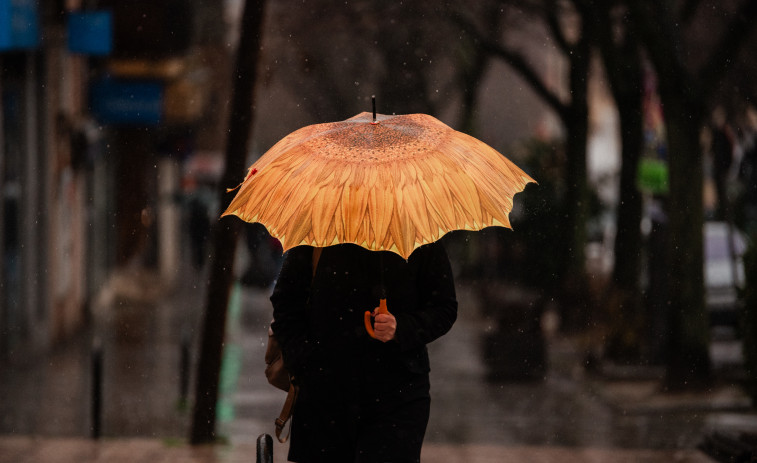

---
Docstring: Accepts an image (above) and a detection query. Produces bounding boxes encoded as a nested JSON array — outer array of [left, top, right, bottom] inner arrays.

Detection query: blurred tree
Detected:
[[451, 2, 504, 135], [262, 1, 508, 274], [516, 139, 569, 293], [190, 0, 267, 444], [455, 0, 595, 328], [627, 0, 757, 389], [589, 3, 646, 362], [265, 0, 458, 120]]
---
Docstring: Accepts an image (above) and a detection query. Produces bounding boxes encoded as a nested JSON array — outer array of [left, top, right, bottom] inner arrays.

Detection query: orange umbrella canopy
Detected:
[[222, 111, 535, 259]]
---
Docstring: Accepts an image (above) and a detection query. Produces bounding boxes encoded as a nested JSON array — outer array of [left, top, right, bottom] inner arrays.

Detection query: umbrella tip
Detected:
[[371, 95, 379, 125]]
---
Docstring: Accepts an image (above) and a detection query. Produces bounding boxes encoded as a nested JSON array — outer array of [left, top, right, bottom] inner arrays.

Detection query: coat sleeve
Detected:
[[392, 242, 458, 350], [270, 246, 314, 380]]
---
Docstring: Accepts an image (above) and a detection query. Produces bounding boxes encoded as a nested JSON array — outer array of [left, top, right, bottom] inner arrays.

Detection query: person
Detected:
[[710, 106, 736, 220], [270, 241, 458, 463], [186, 189, 211, 269], [241, 223, 284, 288], [739, 105, 757, 234]]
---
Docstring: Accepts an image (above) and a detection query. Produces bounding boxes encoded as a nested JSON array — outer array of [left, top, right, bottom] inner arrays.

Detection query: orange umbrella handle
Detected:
[[364, 298, 388, 339]]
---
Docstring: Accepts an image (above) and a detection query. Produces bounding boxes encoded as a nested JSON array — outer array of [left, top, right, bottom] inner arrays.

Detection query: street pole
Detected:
[[91, 339, 103, 439], [190, 0, 267, 444]]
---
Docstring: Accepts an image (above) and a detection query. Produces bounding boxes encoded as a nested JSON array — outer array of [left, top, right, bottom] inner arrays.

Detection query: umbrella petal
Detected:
[[401, 180, 433, 244], [283, 206, 313, 250], [387, 206, 414, 259], [243, 173, 291, 221], [385, 185, 405, 257], [443, 170, 482, 228], [478, 188, 513, 229], [311, 170, 340, 243], [268, 167, 322, 245], [340, 168, 370, 244], [416, 159, 456, 232], [238, 153, 304, 219], [367, 184, 393, 249], [399, 208, 417, 258], [226, 170, 279, 222]]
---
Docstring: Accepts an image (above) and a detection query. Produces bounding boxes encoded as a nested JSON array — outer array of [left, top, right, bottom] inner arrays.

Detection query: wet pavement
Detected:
[[0, 262, 755, 462], [0, 435, 714, 463], [0, 264, 202, 438], [224, 283, 753, 453]]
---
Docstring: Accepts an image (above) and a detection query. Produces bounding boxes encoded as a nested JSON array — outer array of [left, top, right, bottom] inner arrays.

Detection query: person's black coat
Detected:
[[271, 242, 457, 383], [270, 242, 457, 460]]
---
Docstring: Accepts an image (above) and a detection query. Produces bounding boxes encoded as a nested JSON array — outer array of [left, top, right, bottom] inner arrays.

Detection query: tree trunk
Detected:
[[592, 7, 646, 360], [558, 39, 591, 330], [455, 2, 502, 136], [661, 91, 711, 389], [606, 95, 645, 360], [626, 0, 712, 389], [190, 0, 267, 444], [457, 51, 489, 136], [563, 109, 589, 277]]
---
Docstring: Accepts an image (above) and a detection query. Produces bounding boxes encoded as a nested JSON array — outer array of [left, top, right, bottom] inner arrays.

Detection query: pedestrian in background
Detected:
[[710, 106, 736, 221], [739, 105, 757, 235]]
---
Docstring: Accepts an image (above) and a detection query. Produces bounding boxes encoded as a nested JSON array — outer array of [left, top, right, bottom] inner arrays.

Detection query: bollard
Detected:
[[91, 339, 103, 439], [180, 330, 191, 405], [257, 434, 274, 463]]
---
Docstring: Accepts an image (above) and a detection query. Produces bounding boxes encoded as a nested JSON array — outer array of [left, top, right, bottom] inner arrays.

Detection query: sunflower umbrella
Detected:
[[222, 108, 535, 337]]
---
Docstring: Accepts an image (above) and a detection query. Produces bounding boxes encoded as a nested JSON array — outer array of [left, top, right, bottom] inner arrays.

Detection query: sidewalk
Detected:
[[0, 263, 204, 438], [0, 435, 713, 463], [0, 262, 752, 462]]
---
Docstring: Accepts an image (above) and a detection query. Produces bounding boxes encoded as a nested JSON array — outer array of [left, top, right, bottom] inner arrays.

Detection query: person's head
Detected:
[[712, 105, 727, 128], [745, 104, 757, 131]]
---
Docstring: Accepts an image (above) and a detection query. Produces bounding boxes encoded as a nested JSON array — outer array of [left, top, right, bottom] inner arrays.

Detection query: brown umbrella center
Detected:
[[309, 115, 448, 162]]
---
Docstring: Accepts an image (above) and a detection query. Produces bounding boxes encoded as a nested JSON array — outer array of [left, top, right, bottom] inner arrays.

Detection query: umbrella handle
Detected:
[[364, 298, 388, 339]]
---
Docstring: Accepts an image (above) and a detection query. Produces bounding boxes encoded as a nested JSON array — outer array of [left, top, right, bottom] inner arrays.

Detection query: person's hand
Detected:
[[372, 308, 396, 342]]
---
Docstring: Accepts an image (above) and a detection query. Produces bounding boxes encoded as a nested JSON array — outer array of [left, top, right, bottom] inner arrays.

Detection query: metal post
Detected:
[[180, 330, 191, 405], [91, 339, 103, 439], [257, 434, 273, 463]]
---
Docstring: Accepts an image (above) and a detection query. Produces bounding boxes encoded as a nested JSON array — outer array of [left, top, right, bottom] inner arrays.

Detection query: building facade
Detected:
[[1, 0, 222, 361]]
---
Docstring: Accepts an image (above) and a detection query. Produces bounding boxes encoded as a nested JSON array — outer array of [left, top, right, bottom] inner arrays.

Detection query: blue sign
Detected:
[[90, 78, 164, 126], [68, 10, 113, 55], [0, 0, 40, 50]]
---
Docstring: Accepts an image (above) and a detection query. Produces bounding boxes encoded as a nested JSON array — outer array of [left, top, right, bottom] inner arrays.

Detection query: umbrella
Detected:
[[223, 112, 534, 257], [222, 104, 535, 336]]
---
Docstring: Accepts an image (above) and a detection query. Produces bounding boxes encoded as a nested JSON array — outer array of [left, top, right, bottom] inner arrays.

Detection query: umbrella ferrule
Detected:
[[371, 95, 379, 125]]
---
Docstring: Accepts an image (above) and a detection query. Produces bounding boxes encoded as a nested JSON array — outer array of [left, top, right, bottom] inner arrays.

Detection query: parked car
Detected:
[[705, 221, 747, 327]]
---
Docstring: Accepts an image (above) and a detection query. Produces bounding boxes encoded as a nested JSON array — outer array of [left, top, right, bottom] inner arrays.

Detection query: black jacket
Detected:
[[270, 242, 458, 389]]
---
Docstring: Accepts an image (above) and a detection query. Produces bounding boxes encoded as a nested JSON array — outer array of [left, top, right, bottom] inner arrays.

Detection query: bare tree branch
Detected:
[[545, 0, 572, 53], [699, 0, 757, 101], [451, 9, 568, 119], [482, 40, 568, 118]]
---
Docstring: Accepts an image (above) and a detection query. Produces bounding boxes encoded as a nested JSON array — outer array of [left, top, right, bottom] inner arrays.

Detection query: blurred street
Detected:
[[2, 1, 757, 462], [1, 262, 754, 462]]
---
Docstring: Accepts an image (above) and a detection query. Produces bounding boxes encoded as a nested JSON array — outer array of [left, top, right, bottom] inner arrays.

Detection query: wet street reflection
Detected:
[[0, 268, 752, 457], [224, 282, 752, 452]]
